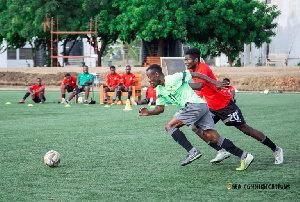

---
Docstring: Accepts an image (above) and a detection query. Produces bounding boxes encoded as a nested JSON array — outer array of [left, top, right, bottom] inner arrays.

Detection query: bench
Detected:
[[266, 53, 288, 66], [99, 74, 142, 104], [144, 56, 161, 67]]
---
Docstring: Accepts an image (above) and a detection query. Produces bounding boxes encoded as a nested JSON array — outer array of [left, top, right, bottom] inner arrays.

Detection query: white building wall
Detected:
[[269, 0, 300, 66]]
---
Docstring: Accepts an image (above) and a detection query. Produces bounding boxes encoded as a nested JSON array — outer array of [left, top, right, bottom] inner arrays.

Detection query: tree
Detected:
[[187, 0, 280, 66], [116, 0, 194, 57], [81, 0, 121, 66], [0, 0, 85, 67]]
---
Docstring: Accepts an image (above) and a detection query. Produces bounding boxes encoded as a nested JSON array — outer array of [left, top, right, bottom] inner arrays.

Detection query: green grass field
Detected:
[[0, 90, 299, 201]]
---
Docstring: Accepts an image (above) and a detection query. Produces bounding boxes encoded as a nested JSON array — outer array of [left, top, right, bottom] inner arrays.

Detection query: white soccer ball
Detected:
[[264, 89, 269, 95], [44, 150, 61, 167], [78, 97, 83, 103]]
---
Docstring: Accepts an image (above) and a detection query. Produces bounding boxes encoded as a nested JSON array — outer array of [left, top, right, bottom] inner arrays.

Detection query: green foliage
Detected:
[[187, 0, 280, 66], [0, 91, 299, 201]]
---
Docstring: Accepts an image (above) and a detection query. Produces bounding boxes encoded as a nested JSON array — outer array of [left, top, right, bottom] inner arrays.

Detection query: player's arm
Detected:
[[190, 72, 224, 90], [189, 82, 204, 91], [36, 87, 45, 93], [139, 105, 165, 116], [27, 87, 35, 95]]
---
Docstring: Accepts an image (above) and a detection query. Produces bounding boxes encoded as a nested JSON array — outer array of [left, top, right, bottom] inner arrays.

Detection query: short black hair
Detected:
[[110, 66, 116, 70], [185, 48, 201, 61], [37, 78, 41, 81], [146, 64, 164, 76], [65, 73, 71, 77], [223, 78, 230, 82], [83, 65, 88, 68]]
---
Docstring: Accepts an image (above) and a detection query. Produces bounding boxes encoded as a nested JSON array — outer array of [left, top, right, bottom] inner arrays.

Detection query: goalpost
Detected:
[[160, 57, 186, 75]]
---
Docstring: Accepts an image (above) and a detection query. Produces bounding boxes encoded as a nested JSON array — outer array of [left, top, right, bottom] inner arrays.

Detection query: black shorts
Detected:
[[32, 96, 41, 103], [210, 100, 245, 127], [66, 85, 74, 93], [75, 85, 89, 94]]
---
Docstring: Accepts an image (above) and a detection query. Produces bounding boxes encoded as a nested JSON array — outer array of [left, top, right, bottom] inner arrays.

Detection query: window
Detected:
[[19, 48, 31, 60], [7, 49, 17, 59], [266, 0, 271, 4]]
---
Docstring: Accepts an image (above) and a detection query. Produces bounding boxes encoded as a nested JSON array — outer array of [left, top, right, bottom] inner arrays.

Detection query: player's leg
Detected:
[[165, 117, 202, 166], [65, 86, 79, 104], [216, 101, 283, 164], [39, 92, 45, 103], [19, 91, 31, 103], [102, 86, 110, 104], [195, 108, 254, 170], [84, 86, 90, 104], [136, 98, 149, 105], [127, 86, 132, 99], [60, 85, 67, 100], [237, 123, 283, 164], [111, 87, 118, 105], [117, 86, 125, 105]]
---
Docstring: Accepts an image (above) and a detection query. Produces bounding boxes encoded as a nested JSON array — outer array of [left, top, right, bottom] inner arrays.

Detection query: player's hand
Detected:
[[215, 81, 226, 90], [78, 85, 82, 89], [83, 81, 87, 84], [109, 87, 114, 91], [139, 107, 149, 116]]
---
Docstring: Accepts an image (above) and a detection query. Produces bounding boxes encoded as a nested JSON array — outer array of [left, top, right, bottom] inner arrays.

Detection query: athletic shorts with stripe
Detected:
[[174, 102, 216, 132], [209, 100, 246, 127]]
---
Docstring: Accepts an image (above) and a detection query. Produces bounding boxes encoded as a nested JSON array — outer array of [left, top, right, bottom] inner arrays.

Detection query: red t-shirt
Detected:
[[30, 84, 45, 98], [106, 73, 121, 87], [121, 73, 135, 87], [189, 63, 229, 110], [146, 86, 156, 100], [221, 86, 235, 100], [61, 76, 77, 89]]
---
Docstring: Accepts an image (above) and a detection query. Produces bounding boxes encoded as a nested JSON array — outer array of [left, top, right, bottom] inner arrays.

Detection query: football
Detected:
[[264, 89, 269, 95], [44, 150, 61, 167], [78, 97, 83, 103]]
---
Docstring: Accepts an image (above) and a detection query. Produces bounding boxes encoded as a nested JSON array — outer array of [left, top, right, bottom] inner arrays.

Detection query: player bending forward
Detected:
[[139, 64, 254, 171]]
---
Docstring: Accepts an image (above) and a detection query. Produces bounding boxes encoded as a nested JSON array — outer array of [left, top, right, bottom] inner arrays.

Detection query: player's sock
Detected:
[[208, 141, 223, 151], [168, 128, 193, 152], [104, 98, 107, 102], [23, 92, 30, 100], [128, 90, 132, 99], [218, 136, 244, 158], [117, 90, 121, 100], [62, 93, 65, 99], [261, 136, 277, 151]]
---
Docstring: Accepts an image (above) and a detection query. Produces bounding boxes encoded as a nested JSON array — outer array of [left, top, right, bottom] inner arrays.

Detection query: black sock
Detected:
[[117, 90, 121, 100], [208, 142, 222, 151], [261, 136, 277, 151], [23, 92, 30, 100], [168, 128, 193, 152], [104, 98, 107, 102], [62, 93, 65, 99], [218, 137, 244, 158], [128, 91, 132, 99]]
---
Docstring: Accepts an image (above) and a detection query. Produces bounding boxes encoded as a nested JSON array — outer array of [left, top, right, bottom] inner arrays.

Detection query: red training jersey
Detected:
[[146, 86, 156, 100], [106, 73, 121, 87], [61, 76, 77, 89], [30, 84, 45, 98], [221, 86, 235, 100], [121, 73, 135, 87], [189, 63, 229, 110]]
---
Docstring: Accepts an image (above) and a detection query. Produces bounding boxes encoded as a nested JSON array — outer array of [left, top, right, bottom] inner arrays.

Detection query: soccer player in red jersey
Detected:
[[60, 73, 77, 101], [118, 65, 136, 105], [101, 66, 121, 105], [185, 48, 283, 165], [131, 85, 156, 106], [19, 78, 46, 104], [221, 78, 236, 103]]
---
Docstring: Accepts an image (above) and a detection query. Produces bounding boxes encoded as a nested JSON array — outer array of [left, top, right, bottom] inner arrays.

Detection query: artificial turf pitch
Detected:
[[0, 90, 299, 201]]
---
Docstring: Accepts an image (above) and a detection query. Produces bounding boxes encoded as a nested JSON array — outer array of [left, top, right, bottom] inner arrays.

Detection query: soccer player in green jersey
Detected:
[[139, 64, 254, 171], [64, 66, 94, 104]]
